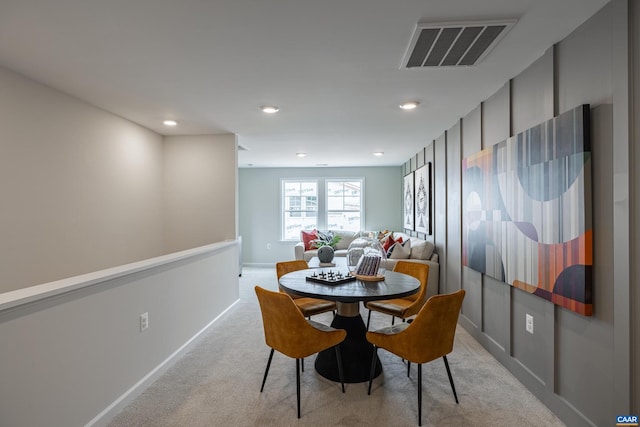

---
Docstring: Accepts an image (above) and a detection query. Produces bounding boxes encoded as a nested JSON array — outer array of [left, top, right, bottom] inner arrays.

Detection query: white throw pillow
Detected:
[[389, 239, 411, 259]]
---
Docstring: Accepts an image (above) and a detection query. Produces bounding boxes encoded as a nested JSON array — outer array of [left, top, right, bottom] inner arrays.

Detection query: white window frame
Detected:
[[281, 179, 319, 241], [325, 178, 364, 231]]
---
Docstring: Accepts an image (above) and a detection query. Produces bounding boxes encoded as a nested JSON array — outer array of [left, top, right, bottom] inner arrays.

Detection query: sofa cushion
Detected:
[[332, 230, 358, 250], [410, 239, 435, 260], [301, 229, 318, 251], [388, 239, 411, 259]]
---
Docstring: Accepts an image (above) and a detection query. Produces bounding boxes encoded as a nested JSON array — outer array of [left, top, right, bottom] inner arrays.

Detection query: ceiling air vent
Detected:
[[401, 20, 517, 68]]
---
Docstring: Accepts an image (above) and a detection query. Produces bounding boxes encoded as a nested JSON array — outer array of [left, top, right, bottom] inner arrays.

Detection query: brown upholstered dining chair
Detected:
[[276, 260, 337, 318], [366, 289, 465, 426], [365, 261, 430, 329], [255, 286, 346, 419]]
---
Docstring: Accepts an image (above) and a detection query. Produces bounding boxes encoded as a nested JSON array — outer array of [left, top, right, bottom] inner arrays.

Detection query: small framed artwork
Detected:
[[414, 162, 431, 234], [403, 172, 414, 230]]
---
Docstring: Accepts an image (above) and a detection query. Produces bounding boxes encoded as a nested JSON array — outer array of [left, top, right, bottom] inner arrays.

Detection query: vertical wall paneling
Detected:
[[510, 46, 556, 390], [424, 143, 435, 243], [479, 83, 511, 353], [461, 106, 483, 330], [404, 4, 632, 424], [512, 48, 555, 134], [433, 134, 446, 294], [632, 0, 640, 413], [611, 0, 633, 416], [445, 121, 462, 296], [554, 5, 616, 425], [417, 148, 425, 168]]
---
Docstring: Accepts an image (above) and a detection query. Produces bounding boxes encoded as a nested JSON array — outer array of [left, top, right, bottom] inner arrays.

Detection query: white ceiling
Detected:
[[0, 0, 609, 168]]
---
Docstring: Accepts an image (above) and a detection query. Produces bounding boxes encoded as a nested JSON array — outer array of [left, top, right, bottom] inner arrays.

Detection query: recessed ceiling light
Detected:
[[163, 120, 178, 126], [373, 152, 384, 156], [296, 152, 307, 158], [399, 101, 419, 110], [262, 106, 280, 114]]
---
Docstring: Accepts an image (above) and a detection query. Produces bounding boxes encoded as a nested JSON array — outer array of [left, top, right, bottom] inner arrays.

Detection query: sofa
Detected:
[[294, 230, 440, 298]]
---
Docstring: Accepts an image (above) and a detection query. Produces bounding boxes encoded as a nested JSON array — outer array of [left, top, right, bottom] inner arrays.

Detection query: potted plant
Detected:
[[312, 231, 342, 263]]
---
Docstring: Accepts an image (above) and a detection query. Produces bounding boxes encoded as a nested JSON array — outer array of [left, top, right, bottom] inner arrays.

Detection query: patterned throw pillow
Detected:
[[381, 234, 396, 252], [300, 229, 318, 251], [387, 239, 411, 259]]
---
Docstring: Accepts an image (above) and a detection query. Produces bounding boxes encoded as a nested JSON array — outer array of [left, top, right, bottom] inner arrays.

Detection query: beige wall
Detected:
[[0, 66, 237, 293], [0, 67, 165, 293], [163, 135, 237, 253]]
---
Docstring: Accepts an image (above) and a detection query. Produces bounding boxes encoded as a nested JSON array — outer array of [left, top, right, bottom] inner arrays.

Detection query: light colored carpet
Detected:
[[108, 267, 565, 427]]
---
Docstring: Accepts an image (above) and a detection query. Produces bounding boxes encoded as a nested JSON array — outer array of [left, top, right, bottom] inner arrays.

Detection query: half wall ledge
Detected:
[[0, 239, 239, 312]]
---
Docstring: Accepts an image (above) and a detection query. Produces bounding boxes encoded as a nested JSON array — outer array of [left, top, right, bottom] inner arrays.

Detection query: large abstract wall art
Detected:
[[462, 104, 593, 315]]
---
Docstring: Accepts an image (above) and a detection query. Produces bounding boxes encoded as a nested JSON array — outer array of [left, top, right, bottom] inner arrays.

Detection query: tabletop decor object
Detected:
[[347, 237, 387, 278], [317, 245, 335, 263], [312, 231, 342, 263], [306, 270, 356, 285]]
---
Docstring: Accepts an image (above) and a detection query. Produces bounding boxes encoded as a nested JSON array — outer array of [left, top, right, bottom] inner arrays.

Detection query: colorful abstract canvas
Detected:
[[462, 105, 592, 315]]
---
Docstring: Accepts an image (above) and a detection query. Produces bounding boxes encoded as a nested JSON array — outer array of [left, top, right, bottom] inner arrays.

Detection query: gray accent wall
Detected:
[[401, 1, 637, 425], [238, 166, 402, 265], [633, 0, 640, 415]]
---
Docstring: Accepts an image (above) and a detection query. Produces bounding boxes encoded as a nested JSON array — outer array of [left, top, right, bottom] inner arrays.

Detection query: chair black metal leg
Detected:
[[367, 346, 378, 395], [301, 357, 304, 372], [366, 309, 372, 330], [335, 345, 345, 393], [407, 361, 411, 377], [296, 358, 301, 418], [260, 348, 275, 392], [391, 316, 395, 326], [418, 363, 423, 426], [443, 355, 459, 403]]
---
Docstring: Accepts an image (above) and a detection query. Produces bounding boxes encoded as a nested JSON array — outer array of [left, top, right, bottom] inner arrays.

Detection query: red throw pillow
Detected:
[[301, 229, 318, 251], [382, 235, 396, 252]]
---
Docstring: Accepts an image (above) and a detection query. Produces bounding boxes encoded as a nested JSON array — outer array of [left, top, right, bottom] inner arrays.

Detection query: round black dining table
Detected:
[[278, 267, 420, 383]]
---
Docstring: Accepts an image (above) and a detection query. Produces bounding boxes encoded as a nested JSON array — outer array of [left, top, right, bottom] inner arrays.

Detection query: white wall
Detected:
[[238, 166, 402, 265], [0, 242, 239, 427], [0, 64, 241, 426], [0, 66, 165, 293]]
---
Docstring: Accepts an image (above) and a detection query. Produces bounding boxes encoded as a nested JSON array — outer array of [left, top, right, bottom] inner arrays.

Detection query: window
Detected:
[[282, 180, 318, 240], [281, 178, 364, 240], [326, 180, 362, 231]]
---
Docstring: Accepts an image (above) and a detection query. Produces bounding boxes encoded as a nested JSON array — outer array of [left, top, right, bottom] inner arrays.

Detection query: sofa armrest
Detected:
[[294, 242, 306, 260]]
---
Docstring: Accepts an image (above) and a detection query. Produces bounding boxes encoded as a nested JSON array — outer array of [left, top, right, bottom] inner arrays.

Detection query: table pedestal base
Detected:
[[315, 312, 382, 383]]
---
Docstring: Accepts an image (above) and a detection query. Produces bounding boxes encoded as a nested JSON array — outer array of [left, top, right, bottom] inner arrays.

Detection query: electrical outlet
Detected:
[[266, 243, 272, 250], [140, 312, 149, 332], [525, 313, 534, 334]]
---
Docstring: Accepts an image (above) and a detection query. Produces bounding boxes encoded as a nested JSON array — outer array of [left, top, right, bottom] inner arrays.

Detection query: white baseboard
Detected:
[[242, 262, 274, 268]]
